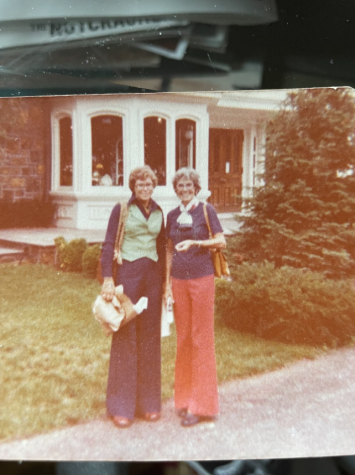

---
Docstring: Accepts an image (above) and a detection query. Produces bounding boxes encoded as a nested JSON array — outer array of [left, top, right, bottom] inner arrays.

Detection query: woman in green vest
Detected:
[[100, 165, 165, 428]]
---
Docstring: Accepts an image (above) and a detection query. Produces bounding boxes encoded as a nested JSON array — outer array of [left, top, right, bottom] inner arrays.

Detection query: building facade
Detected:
[[0, 91, 286, 229]]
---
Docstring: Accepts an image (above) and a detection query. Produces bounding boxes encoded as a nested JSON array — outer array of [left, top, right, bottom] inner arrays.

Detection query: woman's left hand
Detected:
[[101, 278, 115, 301], [175, 240, 195, 252]]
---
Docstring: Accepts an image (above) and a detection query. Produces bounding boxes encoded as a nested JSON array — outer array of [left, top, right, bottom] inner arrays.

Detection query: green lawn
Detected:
[[0, 264, 323, 441]]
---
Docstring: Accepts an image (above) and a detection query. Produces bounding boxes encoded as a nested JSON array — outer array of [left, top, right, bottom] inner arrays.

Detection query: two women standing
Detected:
[[100, 165, 225, 428]]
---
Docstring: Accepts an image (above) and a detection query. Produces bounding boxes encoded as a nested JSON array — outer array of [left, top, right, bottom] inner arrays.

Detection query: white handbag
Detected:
[[93, 285, 148, 336]]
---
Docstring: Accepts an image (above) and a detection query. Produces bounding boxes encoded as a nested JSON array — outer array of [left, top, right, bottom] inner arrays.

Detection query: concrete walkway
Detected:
[[0, 347, 355, 461], [0, 228, 106, 247], [0, 214, 239, 249]]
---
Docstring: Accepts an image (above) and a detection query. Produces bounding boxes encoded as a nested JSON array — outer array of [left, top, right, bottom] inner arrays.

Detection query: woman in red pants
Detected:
[[165, 167, 226, 427]]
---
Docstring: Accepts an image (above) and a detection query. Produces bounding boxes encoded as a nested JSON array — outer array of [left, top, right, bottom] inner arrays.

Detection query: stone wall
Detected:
[[0, 98, 49, 202]]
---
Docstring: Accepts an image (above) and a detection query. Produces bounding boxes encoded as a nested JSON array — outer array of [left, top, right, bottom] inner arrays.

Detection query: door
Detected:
[[208, 128, 244, 212]]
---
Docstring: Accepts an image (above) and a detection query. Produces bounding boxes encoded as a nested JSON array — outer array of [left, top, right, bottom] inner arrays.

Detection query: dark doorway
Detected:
[[209, 128, 243, 211]]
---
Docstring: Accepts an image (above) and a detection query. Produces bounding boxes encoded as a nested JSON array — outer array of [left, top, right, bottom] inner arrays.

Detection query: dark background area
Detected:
[[2, 0, 355, 95]]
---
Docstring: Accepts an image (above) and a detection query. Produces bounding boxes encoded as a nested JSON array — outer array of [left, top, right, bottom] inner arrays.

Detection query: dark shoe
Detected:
[[112, 416, 133, 428], [176, 408, 188, 418], [181, 413, 215, 427], [140, 412, 161, 422]]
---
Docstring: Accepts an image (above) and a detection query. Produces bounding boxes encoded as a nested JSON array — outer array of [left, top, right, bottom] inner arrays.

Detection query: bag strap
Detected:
[[203, 203, 213, 239], [114, 201, 128, 256]]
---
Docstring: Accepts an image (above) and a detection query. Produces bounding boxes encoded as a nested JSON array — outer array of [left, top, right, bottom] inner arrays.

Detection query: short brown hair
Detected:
[[129, 165, 158, 192], [172, 167, 201, 194]]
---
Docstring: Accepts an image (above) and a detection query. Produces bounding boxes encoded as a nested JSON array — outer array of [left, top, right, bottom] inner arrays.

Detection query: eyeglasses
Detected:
[[136, 182, 154, 190], [177, 182, 194, 190]]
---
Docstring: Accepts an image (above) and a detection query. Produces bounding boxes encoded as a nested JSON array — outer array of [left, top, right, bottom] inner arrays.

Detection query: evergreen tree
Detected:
[[237, 87, 355, 278]]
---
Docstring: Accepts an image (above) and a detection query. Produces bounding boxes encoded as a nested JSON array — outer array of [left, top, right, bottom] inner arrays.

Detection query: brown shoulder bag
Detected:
[[97, 201, 128, 284], [203, 203, 230, 279]]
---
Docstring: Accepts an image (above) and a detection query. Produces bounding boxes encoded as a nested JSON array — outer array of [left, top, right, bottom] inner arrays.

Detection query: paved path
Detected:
[[0, 228, 106, 247], [0, 214, 239, 249], [1, 348, 355, 461]]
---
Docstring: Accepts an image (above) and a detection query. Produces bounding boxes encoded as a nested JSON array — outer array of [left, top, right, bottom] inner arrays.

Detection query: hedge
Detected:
[[54, 237, 88, 273], [82, 244, 101, 279], [215, 262, 355, 347]]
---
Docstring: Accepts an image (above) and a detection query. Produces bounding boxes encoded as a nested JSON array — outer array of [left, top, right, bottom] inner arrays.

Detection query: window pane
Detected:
[[59, 117, 73, 186], [144, 116, 166, 185], [175, 119, 196, 170], [91, 115, 123, 186]]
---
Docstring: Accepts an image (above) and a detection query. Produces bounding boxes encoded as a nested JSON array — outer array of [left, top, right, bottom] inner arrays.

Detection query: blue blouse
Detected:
[[166, 202, 223, 280]]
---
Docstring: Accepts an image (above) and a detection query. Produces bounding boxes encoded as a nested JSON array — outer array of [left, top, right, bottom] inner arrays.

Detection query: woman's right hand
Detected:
[[101, 278, 115, 301], [164, 283, 174, 308]]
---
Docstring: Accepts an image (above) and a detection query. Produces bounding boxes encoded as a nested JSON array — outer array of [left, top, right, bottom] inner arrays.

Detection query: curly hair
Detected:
[[172, 167, 201, 194], [129, 165, 158, 192]]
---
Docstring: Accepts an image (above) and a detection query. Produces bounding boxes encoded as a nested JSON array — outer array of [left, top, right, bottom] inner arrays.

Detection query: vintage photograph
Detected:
[[0, 88, 355, 461]]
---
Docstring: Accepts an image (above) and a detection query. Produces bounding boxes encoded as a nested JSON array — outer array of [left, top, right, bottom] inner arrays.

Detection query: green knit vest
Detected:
[[121, 204, 162, 262]]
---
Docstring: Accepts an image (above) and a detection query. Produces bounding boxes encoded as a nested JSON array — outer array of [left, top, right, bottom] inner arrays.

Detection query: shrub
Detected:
[[82, 244, 101, 279], [54, 237, 88, 273], [54, 236, 66, 269], [215, 262, 355, 347], [0, 199, 56, 229]]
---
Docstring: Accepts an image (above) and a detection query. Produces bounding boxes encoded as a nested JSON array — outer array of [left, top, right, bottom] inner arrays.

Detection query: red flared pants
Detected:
[[172, 274, 219, 416]]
